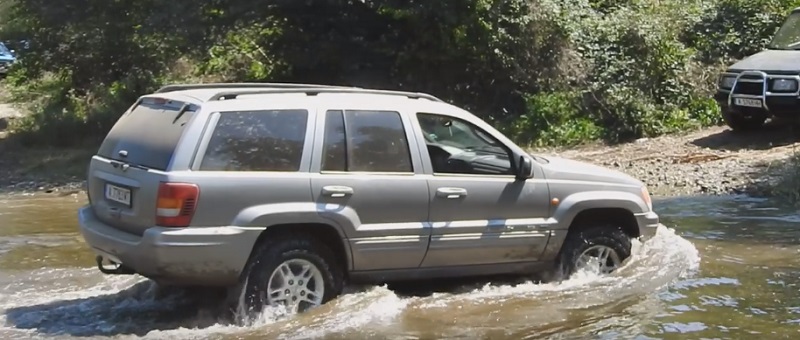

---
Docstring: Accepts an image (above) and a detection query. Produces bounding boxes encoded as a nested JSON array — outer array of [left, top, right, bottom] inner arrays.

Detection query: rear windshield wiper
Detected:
[[110, 160, 150, 172], [172, 103, 192, 124]]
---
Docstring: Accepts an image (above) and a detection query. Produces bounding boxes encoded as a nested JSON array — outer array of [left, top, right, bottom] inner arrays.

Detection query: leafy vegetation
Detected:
[[759, 148, 800, 205], [0, 0, 798, 147]]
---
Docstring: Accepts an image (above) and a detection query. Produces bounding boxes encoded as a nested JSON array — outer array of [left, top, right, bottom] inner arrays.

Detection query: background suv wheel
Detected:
[[722, 108, 767, 132]]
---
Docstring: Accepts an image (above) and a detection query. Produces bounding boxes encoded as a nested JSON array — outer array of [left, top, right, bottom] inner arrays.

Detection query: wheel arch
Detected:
[[241, 223, 353, 282], [567, 207, 640, 239]]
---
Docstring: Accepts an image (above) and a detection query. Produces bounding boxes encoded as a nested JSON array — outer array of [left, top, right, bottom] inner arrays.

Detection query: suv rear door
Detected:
[[88, 96, 199, 235], [310, 108, 431, 271]]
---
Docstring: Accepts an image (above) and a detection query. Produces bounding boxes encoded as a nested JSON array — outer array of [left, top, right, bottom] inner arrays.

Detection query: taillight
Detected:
[[156, 182, 199, 227]]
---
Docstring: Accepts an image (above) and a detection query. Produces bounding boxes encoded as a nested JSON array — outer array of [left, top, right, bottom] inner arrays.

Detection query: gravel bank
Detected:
[[538, 123, 799, 197]]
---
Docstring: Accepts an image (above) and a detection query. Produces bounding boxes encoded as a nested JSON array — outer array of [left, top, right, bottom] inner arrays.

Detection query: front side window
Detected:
[[321, 110, 413, 173], [200, 109, 309, 171], [417, 112, 512, 175]]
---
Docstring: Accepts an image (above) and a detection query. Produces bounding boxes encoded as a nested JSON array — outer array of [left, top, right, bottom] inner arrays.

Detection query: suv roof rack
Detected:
[[155, 82, 355, 94], [208, 88, 445, 103]]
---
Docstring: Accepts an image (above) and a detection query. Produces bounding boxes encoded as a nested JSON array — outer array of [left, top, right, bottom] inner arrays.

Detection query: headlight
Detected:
[[641, 186, 652, 211], [718, 75, 736, 89], [771, 78, 798, 92]]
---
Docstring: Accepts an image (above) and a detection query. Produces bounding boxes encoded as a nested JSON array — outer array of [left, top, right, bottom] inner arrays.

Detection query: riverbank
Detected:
[[1, 122, 798, 199], [1, 84, 798, 198], [535, 122, 800, 197]]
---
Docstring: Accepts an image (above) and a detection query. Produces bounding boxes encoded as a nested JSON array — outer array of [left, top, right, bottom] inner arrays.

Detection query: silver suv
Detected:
[[77, 83, 660, 316]]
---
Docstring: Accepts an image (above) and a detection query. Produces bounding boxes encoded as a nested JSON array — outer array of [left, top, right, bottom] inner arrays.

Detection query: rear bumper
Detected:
[[77, 205, 260, 286], [634, 211, 660, 239]]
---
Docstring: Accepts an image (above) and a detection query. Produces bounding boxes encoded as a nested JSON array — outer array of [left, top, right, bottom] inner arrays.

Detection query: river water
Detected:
[[0, 193, 798, 339]]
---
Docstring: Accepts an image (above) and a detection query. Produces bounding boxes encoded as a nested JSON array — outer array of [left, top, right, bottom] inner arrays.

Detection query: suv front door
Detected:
[[310, 109, 431, 272], [414, 112, 551, 268]]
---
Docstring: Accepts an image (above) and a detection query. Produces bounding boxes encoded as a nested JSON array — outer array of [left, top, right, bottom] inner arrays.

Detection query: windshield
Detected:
[[0, 43, 9, 54], [769, 11, 800, 49]]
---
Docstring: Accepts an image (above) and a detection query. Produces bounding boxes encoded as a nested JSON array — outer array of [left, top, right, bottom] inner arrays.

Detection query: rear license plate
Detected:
[[105, 183, 131, 206], [733, 98, 762, 108]]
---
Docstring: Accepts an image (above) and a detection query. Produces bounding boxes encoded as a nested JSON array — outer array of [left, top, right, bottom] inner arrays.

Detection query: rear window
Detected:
[[97, 98, 195, 171], [199, 109, 309, 172], [321, 109, 412, 173]]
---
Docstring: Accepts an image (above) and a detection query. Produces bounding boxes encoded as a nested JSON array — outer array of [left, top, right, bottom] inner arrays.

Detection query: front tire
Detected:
[[238, 235, 344, 318], [722, 108, 766, 132], [557, 225, 632, 279]]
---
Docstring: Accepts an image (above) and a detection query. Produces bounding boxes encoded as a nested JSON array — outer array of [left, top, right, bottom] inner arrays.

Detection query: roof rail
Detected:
[[208, 88, 445, 102], [155, 82, 355, 94]]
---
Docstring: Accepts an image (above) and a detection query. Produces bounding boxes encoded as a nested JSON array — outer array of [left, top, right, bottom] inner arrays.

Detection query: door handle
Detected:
[[436, 187, 468, 199], [322, 185, 354, 198]]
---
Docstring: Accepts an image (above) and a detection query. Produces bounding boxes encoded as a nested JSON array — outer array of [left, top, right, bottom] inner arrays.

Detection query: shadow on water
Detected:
[[3, 280, 234, 337], [1, 273, 553, 338]]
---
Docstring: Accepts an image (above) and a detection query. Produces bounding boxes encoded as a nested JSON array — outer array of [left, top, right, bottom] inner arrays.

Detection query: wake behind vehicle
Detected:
[[715, 7, 800, 131], [76, 82, 660, 318], [0, 42, 16, 76]]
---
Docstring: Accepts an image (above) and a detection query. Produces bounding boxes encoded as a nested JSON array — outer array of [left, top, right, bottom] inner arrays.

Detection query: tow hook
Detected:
[[96, 256, 135, 275]]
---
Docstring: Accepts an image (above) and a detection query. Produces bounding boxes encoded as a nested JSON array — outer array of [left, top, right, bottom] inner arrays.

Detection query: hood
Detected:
[[728, 50, 800, 74], [0, 54, 14, 62], [536, 155, 643, 187]]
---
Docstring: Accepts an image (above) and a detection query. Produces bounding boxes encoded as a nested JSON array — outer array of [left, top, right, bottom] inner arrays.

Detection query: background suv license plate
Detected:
[[734, 98, 762, 108], [105, 184, 131, 206]]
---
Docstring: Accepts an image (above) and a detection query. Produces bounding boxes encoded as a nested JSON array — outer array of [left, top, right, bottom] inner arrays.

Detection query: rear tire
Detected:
[[557, 225, 632, 279], [237, 234, 344, 319], [722, 108, 766, 132]]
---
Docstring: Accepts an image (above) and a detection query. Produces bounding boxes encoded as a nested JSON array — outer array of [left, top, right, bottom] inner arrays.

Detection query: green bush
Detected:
[[0, 0, 797, 147], [755, 151, 800, 205], [507, 91, 602, 147], [683, 0, 800, 64]]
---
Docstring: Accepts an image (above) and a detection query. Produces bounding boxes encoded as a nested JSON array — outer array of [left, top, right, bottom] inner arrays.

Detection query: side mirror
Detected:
[[516, 155, 534, 180], [9, 50, 14, 55]]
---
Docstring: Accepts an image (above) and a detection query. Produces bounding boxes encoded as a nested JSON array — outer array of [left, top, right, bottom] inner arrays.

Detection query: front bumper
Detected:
[[77, 205, 260, 286], [715, 70, 800, 120], [714, 91, 799, 119], [634, 211, 660, 239]]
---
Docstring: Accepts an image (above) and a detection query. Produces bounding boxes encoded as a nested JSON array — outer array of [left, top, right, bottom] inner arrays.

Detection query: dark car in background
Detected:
[[0, 42, 16, 76], [715, 7, 800, 131]]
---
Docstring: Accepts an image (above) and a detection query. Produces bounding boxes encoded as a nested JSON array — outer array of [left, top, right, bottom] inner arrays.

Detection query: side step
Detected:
[[96, 256, 136, 275]]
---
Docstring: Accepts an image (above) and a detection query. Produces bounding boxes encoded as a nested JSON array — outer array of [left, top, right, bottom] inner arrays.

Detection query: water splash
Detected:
[[0, 224, 700, 339]]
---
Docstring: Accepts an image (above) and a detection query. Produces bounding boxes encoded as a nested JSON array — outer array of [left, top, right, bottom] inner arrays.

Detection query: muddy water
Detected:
[[0, 194, 798, 339]]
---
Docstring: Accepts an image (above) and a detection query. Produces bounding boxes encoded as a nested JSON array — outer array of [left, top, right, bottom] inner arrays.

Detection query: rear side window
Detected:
[[321, 110, 412, 173], [200, 109, 309, 171], [97, 98, 195, 171]]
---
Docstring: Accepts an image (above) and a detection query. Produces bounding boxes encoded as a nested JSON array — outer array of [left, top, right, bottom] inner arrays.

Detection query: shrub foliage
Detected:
[[0, 0, 798, 147]]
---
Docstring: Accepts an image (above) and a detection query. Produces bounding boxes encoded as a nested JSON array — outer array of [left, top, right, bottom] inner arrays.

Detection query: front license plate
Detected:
[[733, 98, 762, 108], [105, 183, 131, 206]]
